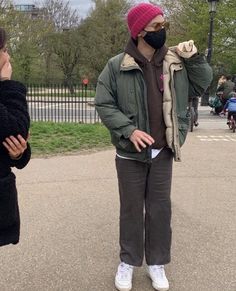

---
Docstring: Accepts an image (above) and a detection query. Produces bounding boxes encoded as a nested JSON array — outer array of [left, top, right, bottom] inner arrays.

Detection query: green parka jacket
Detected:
[[95, 48, 212, 162]]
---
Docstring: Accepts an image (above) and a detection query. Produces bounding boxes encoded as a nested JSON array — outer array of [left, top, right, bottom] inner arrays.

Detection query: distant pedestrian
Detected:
[[192, 96, 199, 126], [95, 3, 212, 291], [224, 91, 236, 124], [0, 27, 31, 246], [216, 75, 226, 90], [217, 75, 235, 105]]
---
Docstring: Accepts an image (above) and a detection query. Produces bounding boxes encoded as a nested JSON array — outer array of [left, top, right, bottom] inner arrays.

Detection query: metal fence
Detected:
[[26, 84, 101, 123]]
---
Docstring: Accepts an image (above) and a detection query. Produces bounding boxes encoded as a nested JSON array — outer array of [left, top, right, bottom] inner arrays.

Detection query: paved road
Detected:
[[28, 98, 99, 123], [0, 106, 235, 291]]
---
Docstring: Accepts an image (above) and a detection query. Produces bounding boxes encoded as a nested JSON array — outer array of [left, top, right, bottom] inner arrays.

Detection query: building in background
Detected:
[[14, 4, 46, 19]]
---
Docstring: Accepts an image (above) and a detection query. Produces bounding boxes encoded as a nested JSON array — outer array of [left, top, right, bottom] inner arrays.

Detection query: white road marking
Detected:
[[197, 135, 236, 142]]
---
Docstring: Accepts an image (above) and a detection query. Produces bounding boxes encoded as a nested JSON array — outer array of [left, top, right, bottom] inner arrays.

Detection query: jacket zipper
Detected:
[[141, 74, 152, 164], [170, 64, 181, 161], [131, 66, 152, 163]]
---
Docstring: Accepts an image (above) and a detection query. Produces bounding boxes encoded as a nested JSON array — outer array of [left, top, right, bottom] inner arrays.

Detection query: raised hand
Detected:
[[0, 57, 12, 80], [0, 50, 10, 73], [176, 40, 197, 59]]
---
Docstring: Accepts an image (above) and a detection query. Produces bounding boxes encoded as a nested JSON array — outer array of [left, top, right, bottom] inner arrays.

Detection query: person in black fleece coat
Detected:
[[0, 27, 31, 246]]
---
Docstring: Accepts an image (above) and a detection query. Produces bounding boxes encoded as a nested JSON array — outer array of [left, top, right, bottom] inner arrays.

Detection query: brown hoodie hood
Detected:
[[125, 38, 168, 67]]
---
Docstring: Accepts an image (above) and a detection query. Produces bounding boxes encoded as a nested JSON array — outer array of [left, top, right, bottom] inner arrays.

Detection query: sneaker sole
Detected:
[[115, 280, 132, 291], [147, 272, 169, 291]]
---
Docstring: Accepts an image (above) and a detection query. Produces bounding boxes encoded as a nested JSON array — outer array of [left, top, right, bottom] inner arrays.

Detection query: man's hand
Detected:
[[129, 129, 154, 152], [176, 40, 197, 59], [2, 135, 28, 160]]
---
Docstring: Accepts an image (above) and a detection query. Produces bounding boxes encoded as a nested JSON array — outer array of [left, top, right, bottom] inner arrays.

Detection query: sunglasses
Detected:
[[144, 21, 170, 32]]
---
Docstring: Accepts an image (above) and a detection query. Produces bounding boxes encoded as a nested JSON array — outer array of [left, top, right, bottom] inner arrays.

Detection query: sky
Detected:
[[13, 0, 149, 18], [13, 0, 95, 17]]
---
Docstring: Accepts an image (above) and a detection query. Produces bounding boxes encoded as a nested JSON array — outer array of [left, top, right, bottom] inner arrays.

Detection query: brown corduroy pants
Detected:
[[115, 147, 173, 266]]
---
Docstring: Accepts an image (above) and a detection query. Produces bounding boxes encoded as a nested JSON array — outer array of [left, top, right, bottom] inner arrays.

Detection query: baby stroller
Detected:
[[208, 94, 224, 115]]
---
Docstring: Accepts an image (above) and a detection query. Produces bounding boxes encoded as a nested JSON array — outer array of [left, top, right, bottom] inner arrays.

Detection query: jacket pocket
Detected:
[[0, 172, 19, 230], [111, 133, 137, 153], [177, 111, 189, 147]]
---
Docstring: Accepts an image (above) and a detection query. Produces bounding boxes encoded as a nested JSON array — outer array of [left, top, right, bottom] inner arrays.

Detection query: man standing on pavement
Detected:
[[95, 3, 212, 291]]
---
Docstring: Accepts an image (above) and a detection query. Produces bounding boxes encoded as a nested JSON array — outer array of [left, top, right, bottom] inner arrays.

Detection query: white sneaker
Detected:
[[147, 265, 169, 291], [115, 262, 134, 291]]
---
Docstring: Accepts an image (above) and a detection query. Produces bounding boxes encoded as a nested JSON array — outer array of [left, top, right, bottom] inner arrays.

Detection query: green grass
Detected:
[[29, 122, 112, 157]]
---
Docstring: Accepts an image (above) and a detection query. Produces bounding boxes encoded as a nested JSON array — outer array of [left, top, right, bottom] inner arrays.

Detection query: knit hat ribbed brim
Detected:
[[127, 3, 163, 39]]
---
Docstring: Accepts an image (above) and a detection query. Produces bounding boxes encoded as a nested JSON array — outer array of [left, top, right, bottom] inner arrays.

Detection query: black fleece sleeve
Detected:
[[0, 80, 30, 142]]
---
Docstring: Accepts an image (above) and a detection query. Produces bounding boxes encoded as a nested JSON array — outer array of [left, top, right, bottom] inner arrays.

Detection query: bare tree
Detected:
[[39, 0, 80, 31], [0, 0, 11, 9]]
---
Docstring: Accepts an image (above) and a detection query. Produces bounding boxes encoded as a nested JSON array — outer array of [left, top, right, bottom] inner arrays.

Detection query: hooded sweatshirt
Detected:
[[224, 96, 236, 112], [125, 38, 168, 149]]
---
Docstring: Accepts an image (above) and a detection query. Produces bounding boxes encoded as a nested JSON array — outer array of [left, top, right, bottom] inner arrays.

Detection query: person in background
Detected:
[[95, 3, 212, 291], [217, 75, 235, 105], [0, 27, 31, 246], [216, 75, 226, 90], [224, 91, 236, 125], [232, 74, 236, 86], [192, 96, 200, 127]]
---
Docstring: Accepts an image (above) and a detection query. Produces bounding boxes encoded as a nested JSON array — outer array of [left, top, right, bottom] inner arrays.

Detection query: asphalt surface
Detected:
[[0, 106, 235, 291], [28, 98, 99, 123]]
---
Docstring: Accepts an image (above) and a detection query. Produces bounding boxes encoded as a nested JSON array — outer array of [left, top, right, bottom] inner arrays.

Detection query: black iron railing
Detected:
[[26, 84, 100, 123]]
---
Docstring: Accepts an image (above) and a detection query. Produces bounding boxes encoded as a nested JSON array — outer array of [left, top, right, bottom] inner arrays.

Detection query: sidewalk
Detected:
[[0, 123, 235, 290]]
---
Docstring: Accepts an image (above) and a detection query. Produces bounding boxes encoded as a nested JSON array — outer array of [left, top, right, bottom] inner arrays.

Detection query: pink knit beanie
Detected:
[[127, 3, 163, 39]]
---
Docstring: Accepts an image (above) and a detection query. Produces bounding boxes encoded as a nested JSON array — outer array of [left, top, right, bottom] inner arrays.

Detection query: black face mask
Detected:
[[143, 28, 166, 50]]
